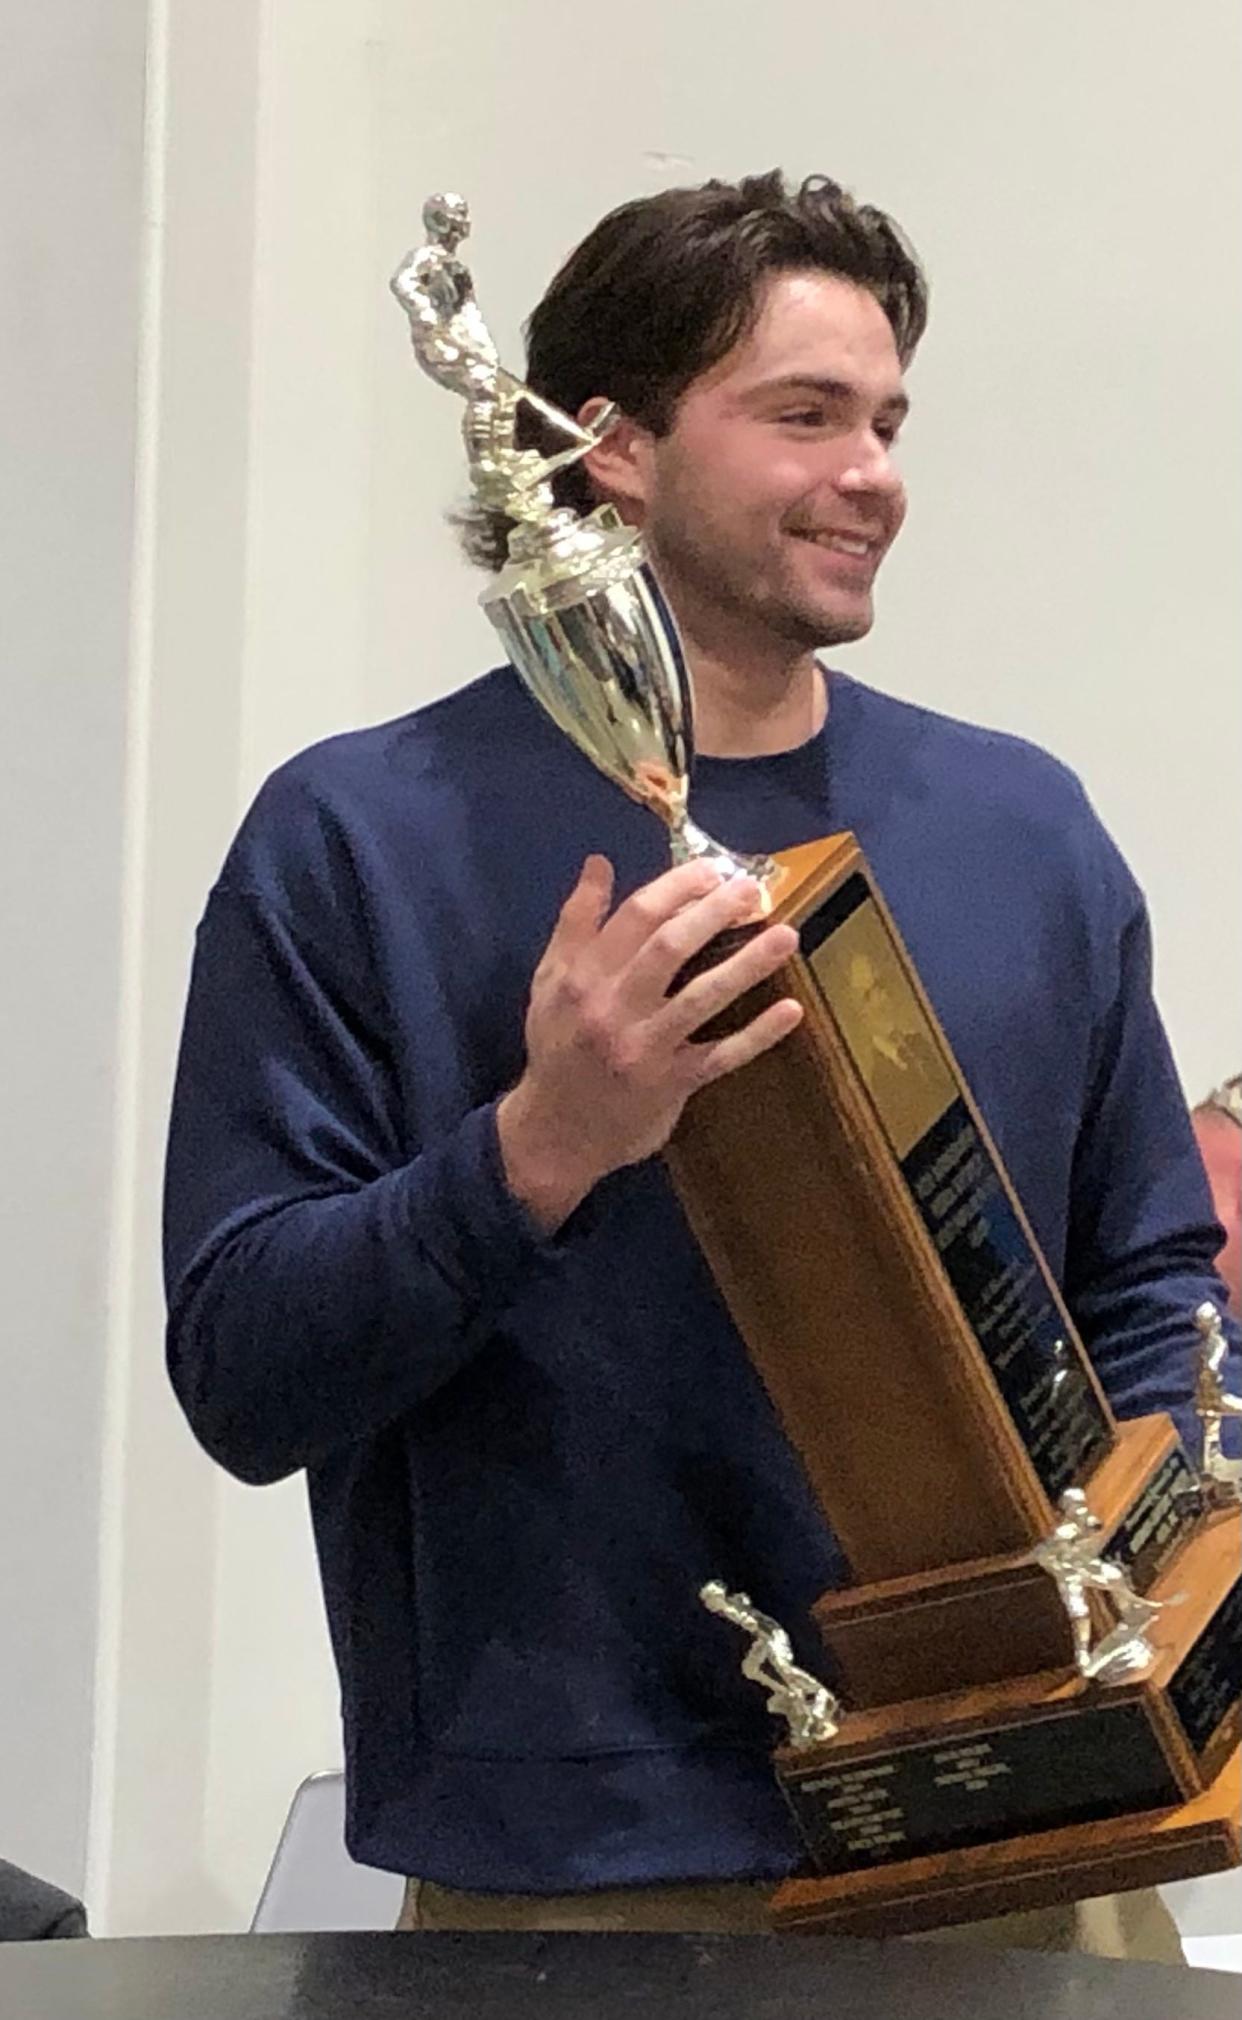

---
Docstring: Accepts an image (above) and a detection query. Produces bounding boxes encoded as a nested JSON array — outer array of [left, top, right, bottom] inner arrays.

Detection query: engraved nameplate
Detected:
[[779, 1704, 1180, 1873], [802, 874, 1112, 1500], [1169, 1572, 1242, 1761], [1109, 1444, 1200, 1594]]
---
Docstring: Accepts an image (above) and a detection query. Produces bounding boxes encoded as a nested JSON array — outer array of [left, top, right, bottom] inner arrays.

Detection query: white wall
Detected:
[[87, 0, 349, 1938], [0, 2, 146, 1899], [6, 0, 1236, 1937]]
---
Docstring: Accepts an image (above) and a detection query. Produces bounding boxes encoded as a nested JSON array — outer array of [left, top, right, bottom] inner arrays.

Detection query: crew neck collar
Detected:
[[694, 666, 853, 778]]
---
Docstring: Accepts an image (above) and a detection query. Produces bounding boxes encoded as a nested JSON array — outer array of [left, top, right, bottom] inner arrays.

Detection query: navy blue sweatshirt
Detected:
[[164, 667, 1231, 1891]]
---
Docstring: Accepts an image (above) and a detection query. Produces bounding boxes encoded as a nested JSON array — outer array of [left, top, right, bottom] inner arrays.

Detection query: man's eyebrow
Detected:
[[742, 374, 910, 417]]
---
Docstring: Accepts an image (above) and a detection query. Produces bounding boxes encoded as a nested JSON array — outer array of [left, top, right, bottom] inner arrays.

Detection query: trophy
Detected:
[[393, 197, 1242, 1934], [391, 194, 772, 888]]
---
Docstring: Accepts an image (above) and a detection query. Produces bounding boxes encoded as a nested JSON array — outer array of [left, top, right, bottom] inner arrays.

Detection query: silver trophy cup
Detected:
[[391, 192, 772, 885]]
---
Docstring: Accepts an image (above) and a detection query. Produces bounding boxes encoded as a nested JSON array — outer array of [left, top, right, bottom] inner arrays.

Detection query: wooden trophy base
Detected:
[[812, 1415, 1199, 1706], [770, 1508, 1242, 1935], [771, 1749, 1241, 1937]]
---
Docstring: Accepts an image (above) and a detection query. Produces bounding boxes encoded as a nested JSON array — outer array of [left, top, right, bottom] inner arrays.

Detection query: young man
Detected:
[[165, 173, 1232, 1953]]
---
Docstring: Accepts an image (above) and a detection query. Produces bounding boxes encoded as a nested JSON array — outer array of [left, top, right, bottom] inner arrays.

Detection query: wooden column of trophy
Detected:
[[668, 833, 1242, 1937]]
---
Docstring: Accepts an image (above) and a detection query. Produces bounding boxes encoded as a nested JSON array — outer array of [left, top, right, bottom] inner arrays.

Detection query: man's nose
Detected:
[[836, 433, 903, 499]]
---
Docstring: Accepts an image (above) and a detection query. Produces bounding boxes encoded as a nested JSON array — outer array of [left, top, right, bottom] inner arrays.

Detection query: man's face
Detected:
[[633, 271, 909, 651]]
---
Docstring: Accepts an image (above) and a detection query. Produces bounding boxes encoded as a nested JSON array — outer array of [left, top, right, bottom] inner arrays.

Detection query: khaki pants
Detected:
[[397, 1874, 1184, 1962]]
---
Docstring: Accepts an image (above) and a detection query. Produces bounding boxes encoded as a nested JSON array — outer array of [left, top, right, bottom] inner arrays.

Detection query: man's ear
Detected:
[[577, 396, 656, 518]]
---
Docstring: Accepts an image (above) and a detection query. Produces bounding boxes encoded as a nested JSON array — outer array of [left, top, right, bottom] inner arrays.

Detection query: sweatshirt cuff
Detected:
[[414, 1101, 592, 1308]]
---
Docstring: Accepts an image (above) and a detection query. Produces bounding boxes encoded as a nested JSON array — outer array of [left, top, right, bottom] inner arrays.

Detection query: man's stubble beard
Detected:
[[652, 517, 875, 656]]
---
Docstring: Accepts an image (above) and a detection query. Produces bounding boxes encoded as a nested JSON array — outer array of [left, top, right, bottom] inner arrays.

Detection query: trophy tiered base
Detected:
[[773, 1752, 1241, 1937], [667, 835, 1242, 1933], [773, 1504, 1241, 1935]]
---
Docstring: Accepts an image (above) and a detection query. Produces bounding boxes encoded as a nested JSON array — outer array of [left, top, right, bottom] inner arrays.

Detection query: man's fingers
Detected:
[[612, 873, 767, 1008], [549, 854, 615, 953], [595, 860, 727, 971], [686, 996, 804, 1086], [655, 920, 800, 1044]]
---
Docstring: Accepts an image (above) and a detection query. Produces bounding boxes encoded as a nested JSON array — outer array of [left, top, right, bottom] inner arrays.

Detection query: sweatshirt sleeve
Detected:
[[1062, 835, 1240, 1457], [164, 822, 554, 1487]]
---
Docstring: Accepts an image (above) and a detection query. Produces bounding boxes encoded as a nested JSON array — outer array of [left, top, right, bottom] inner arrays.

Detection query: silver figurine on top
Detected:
[[390, 194, 773, 887], [700, 1580, 842, 1750], [1030, 1487, 1169, 1685], [1194, 1301, 1242, 1504]]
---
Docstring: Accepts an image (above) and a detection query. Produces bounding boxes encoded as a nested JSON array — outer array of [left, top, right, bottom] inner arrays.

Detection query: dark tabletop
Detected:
[[1, 1930, 1239, 2020]]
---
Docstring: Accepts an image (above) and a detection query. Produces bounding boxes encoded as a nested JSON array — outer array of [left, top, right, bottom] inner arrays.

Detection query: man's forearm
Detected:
[[167, 1104, 546, 1483]]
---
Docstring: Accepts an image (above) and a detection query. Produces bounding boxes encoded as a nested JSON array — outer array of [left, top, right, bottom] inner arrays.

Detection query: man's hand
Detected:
[[497, 855, 803, 1234]]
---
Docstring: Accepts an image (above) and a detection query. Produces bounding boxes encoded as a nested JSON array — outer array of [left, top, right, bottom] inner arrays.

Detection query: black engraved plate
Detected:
[[1169, 1573, 1242, 1759], [1109, 1444, 1201, 1593], [802, 874, 1111, 1500], [899, 1105, 1110, 1499], [780, 1704, 1180, 1873]]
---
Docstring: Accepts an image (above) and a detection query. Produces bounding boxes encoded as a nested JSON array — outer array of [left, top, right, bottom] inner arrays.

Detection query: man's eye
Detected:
[[777, 410, 825, 428]]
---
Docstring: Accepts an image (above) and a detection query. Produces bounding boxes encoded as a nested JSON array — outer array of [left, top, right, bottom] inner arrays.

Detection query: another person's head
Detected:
[[1193, 1076, 1241, 1317], [460, 171, 927, 662]]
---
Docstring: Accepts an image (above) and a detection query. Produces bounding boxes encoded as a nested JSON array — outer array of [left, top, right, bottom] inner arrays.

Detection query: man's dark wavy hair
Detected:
[[455, 170, 928, 571]]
